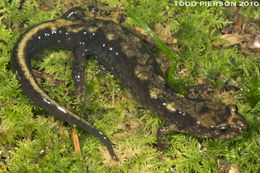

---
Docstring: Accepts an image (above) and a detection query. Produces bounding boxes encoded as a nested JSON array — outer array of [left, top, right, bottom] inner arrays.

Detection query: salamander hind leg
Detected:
[[72, 47, 87, 99], [62, 7, 86, 19], [157, 123, 178, 151], [186, 84, 214, 100]]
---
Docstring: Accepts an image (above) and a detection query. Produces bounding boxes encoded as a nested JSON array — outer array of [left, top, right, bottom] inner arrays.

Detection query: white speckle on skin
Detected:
[[52, 30, 56, 34], [58, 106, 67, 113], [99, 131, 103, 135], [109, 47, 113, 51], [43, 98, 51, 104], [75, 75, 81, 82], [67, 11, 74, 18], [65, 32, 69, 35], [92, 33, 95, 35], [38, 36, 41, 39], [83, 31, 87, 35], [115, 52, 119, 55], [102, 43, 106, 47], [162, 103, 166, 106]]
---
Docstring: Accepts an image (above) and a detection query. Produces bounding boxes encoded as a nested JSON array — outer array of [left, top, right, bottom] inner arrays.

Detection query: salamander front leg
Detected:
[[186, 84, 213, 100], [157, 123, 178, 151], [72, 47, 87, 98]]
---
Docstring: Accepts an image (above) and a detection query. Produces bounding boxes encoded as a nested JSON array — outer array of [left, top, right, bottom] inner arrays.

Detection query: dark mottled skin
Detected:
[[12, 7, 247, 160]]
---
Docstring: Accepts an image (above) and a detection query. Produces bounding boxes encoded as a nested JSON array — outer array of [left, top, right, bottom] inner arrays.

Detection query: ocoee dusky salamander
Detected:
[[12, 7, 247, 160]]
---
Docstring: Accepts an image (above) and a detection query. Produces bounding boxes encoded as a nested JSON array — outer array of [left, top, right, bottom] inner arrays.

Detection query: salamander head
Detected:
[[186, 102, 247, 139]]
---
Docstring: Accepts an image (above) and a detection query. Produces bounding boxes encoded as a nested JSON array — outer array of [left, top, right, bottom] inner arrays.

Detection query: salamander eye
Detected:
[[219, 126, 228, 133], [217, 123, 229, 133]]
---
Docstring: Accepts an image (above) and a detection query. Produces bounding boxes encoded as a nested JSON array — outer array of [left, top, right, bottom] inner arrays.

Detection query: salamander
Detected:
[[12, 7, 247, 161]]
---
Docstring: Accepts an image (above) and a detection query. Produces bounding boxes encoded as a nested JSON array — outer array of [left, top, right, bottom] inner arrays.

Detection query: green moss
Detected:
[[237, 62, 259, 107]]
